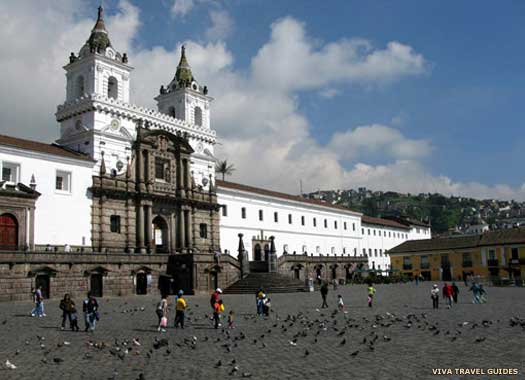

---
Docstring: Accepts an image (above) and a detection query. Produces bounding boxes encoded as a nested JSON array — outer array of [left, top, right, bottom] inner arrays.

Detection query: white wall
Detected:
[[217, 187, 362, 260], [0, 146, 94, 246], [360, 224, 409, 270]]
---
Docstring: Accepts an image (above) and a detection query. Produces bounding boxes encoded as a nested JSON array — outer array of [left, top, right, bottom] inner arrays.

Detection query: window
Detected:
[[241, 207, 246, 219], [389, 231, 391, 237], [168, 106, 176, 118], [324, 219, 328, 228], [334, 221, 338, 229], [313, 218, 317, 227], [374, 249, 378, 257], [462, 252, 472, 267], [155, 158, 168, 181], [199, 223, 207, 239], [194, 106, 203, 126], [288, 214, 292, 224], [369, 248, 372, 256], [403, 256, 412, 270], [362, 248, 366, 256], [344, 222, 347, 230], [354, 248, 357, 256], [373, 230, 376, 236], [1, 162, 20, 183], [362, 228, 364, 235], [301, 216, 305, 226], [274, 212, 278, 223], [259, 210, 264, 221], [283, 244, 289, 253], [488, 249, 496, 260], [110, 215, 121, 233], [316, 246, 321, 254], [343, 247, 346, 254], [420, 255, 429, 269], [55, 170, 71, 192], [368, 229, 370, 235], [511, 248, 519, 260], [331, 247, 335, 254], [222, 205, 228, 217], [108, 76, 118, 99], [353, 223, 356, 231], [302, 245, 307, 253]]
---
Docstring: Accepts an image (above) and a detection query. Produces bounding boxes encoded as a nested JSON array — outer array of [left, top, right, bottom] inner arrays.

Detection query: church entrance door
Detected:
[[254, 244, 262, 261], [0, 213, 18, 250], [136, 273, 148, 295], [35, 275, 50, 299], [90, 274, 103, 297]]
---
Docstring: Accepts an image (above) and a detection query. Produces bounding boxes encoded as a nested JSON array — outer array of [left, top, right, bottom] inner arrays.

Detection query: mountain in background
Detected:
[[303, 188, 525, 235]]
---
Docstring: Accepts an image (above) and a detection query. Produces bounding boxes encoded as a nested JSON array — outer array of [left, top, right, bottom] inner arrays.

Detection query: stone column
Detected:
[[170, 213, 177, 253], [238, 233, 249, 279], [145, 205, 152, 253], [136, 203, 145, 253], [268, 236, 278, 273], [178, 208, 185, 251], [177, 156, 184, 197], [29, 207, 35, 251]]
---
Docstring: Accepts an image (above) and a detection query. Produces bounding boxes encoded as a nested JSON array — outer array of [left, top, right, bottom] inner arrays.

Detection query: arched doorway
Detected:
[[35, 275, 50, 299], [136, 273, 148, 295], [90, 274, 103, 297], [254, 244, 262, 261], [264, 244, 270, 262], [0, 213, 18, 250], [152, 216, 169, 253], [331, 265, 338, 280]]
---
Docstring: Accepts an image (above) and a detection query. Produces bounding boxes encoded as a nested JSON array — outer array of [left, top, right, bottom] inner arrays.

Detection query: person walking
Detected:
[[442, 283, 453, 309], [478, 284, 487, 304], [431, 284, 440, 309], [213, 299, 224, 329], [320, 282, 329, 308], [59, 293, 76, 330], [83, 292, 99, 332], [156, 295, 168, 332], [227, 310, 235, 329], [470, 282, 480, 304], [174, 290, 187, 329], [256, 288, 264, 316], [262, 296, 271, 317], [31, 286, 45, 317], [451, 282, 459, 304], [367, 283, 376, 307]]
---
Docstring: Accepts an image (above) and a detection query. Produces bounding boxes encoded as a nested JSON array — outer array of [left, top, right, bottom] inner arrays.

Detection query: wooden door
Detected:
[[0, 214, 18, 250]]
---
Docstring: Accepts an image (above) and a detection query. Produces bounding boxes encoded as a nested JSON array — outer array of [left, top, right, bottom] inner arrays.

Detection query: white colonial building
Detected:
[[0, 6, 431, 272], [216, 180, 431, 271]]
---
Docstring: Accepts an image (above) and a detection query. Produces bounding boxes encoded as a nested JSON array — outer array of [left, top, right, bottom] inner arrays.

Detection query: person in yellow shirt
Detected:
[[175, 290, 187, 329]]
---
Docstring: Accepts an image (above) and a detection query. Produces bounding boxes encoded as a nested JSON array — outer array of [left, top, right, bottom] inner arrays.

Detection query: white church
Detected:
[[0, 6, 430, 283]]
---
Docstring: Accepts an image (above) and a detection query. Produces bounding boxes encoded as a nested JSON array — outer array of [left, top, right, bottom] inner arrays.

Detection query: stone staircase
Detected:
[[223, 272, 309, 294]]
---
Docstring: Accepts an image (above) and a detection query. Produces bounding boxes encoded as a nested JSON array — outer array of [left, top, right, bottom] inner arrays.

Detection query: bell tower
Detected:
[[155, 46, 212, 130], [56, 6, 134, 175]]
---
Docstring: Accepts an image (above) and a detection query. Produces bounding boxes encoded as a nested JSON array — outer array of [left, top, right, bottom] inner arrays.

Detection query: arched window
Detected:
[[168, 106, 176, 118], [108, 76, 118, 99], [194, 106, 202, 126], [76, 75, 85, 98]]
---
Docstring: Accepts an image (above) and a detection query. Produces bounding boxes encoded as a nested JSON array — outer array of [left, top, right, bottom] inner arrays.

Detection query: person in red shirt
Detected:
[[442, 283, 453, 309]]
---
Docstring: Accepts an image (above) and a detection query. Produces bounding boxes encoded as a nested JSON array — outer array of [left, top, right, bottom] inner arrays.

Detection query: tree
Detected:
[[215, 160, 235, 181]]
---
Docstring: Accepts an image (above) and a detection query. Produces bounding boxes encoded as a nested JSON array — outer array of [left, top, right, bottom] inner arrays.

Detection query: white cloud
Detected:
[[329, 124, 432, 162], [205, 9, 233, 41], [0, 3, 523, 201], [171, 0, 195, 17], [319, 88, 340, 98]]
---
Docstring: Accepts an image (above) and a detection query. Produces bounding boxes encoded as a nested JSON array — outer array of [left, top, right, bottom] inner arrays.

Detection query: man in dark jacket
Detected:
[[320, 282, 329, 308], [83, 292, 99, 332]]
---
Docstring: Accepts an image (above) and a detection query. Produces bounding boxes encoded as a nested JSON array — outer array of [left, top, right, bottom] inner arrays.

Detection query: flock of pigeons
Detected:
[[2, 301, 524, 378]]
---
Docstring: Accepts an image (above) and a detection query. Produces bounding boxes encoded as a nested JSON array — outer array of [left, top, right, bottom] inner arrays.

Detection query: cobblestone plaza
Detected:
[[0, 283, 524, 380]]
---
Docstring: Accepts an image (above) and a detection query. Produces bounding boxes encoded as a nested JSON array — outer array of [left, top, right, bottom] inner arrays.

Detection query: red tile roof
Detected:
[[0, 134, 93, 162], [361, 215, 410, 230], [216, 180, 361, 215]]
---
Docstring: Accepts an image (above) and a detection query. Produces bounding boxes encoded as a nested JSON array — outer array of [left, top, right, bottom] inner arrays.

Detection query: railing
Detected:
[[403, 264, 412, 270], [462, 261, 473, 268]]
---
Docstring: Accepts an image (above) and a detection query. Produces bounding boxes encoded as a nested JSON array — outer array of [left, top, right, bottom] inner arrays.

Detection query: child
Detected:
[[337, 294, 345, 312], [367, 284, 376, 307], [227, 310, 235, 329], [263, 297, 271, 316], [213, 299, 224, 329], [70, 305, 80, 332]]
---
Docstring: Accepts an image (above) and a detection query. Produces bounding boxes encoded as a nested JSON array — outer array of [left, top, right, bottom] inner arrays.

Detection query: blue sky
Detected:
[[1, 0, 525, 199]]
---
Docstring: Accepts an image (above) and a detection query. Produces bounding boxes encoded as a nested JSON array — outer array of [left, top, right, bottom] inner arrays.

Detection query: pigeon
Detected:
[[5, 360, 17, 369], [475, 337, 486, 343], [340, 338, 346, 346], [242, 373, 253, 378], [304, 349, 310, 356], [350, 350, 359, 357], [215, 360, 222, 368], [53, 357, 64, 364]]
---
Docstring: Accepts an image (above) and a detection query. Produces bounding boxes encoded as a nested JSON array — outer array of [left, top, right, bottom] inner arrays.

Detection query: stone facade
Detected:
[[90, 125, 221, 256]]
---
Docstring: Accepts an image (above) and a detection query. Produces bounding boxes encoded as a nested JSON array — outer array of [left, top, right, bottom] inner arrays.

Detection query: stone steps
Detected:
[[223, 273, 309, 294]]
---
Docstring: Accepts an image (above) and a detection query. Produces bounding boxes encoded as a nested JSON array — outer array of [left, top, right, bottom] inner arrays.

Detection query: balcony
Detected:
[[462, 261, 473, 268], [487, 259, 499, 267], [403, 264, 412, 270]]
